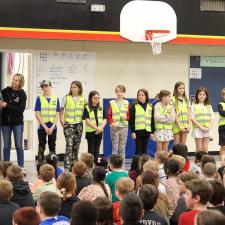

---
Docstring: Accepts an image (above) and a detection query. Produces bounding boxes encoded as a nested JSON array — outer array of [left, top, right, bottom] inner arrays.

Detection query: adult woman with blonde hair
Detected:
[[0, 74, 26, 170]]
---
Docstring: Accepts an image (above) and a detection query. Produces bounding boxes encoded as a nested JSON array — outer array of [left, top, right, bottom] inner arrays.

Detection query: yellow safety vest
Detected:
[[39, 95, 57, 123], [86, 106, 103, 132], [155, 103, 173, 130], [64, 95, 85, 123], [135, 103, 152, 132], [171, 96, 189, 134], [219, 102, 225, 126], [110, 99, 129, 127], [192, 104, 212, 128]]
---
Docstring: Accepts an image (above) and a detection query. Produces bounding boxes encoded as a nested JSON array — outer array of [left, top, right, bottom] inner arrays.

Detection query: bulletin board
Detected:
[[189, 56, 225, 112], [35, 50, 96, 100]]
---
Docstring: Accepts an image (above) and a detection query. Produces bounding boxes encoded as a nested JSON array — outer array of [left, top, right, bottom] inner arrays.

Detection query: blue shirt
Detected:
[[34, 96, 60, 129], [40, 216, 70, 225]]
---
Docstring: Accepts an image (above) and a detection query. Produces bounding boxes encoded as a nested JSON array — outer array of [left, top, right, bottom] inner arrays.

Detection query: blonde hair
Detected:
[[155, 151, 169, 164], [143, 160, 159, 172], [0, 179, 13, 201], [171, 155, 186, 171], [13, 74, 25, 90], [115, 177, 134, 196]]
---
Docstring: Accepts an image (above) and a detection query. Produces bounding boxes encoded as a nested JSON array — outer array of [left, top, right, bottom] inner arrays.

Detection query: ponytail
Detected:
[[99, 181, 109, 199]]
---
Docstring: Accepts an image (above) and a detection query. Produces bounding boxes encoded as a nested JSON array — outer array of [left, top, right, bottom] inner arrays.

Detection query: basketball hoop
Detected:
[[145, 30, 170, 55]]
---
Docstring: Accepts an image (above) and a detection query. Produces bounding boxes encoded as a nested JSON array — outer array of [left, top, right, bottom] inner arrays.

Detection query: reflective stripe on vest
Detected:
[[40, 95, 57, 123], [135, 103, 152, 132], [110, 99, 129, 127], [219, 102, 225, 126], [155, 104, 173, 130], [171, 96, 189, 134], [86, 106, 103, 132], [64, 95, 85, 123], [192, 104, 212, 128]]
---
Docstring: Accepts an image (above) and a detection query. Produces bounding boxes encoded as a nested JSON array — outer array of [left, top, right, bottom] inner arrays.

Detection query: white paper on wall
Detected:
[[189, 68, 202, 79], [36, 51, 96, 100]]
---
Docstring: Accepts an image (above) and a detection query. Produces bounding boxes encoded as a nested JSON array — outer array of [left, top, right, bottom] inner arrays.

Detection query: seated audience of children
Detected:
[[106, 155, 128, 202], [6, 165, 35, 207], [13, 207, 41, 225], [57, 171, 79, 218], [72, 161, 92, 195], [0, 179, 20, 225], [78, 166, 112, 201], [37, 191, 70, 225], [32, 164, 58, 201]]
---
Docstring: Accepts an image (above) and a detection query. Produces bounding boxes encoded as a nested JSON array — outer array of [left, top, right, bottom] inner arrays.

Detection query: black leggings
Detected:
[[135, 134, 149, 155], [86, 133, 102, 158]]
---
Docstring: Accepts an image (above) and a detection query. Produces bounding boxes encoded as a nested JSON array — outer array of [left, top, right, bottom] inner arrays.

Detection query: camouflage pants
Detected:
[[64, 123, 83, 170], [110, 127, 128, 160]]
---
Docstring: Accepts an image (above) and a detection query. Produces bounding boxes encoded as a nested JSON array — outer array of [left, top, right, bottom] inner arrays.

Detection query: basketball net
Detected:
[[145, 30, 170, 55]]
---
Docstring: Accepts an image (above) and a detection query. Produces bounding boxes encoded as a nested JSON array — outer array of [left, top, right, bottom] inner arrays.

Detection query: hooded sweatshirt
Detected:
[[11, 180, 35, 207]]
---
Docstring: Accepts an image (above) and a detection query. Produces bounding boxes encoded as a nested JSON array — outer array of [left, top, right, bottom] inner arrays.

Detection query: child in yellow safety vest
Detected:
[[83, 91, 107, 158], [60, 81, 86, 170], [154, 90, 175, 152], [108, 85, 130, 160], [217, 88, 225, 158], [191, 87, 214, 152], [35, 80, 60, 163], [172, 82, 191, 145], [129, 89, 154, 155]]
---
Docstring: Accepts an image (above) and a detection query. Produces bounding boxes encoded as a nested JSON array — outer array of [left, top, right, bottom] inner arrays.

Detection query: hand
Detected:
[[0, 100, 7, 108], [200, 126, 209, 132], [120, 115, 127, 120], [131, 133, 136, 140], [111, 123, 118, 128], [149, 133, 154, 139], [60, 120, 68, 128], [44, 127, 49, 134], [185, 127, 190, 133], [95, 127, 102, 134], [180, 128, 186, 132], [48, 127, 54, 135]]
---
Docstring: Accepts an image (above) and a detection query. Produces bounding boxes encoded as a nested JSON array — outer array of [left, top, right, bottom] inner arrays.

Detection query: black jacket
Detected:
[[0, 201, 20, 225], [1, 86, 27, 126], [11, 180, 35, 208]]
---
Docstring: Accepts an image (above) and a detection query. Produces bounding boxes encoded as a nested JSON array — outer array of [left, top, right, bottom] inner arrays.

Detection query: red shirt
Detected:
[[183, 160, 190, 172], [113, 201, 121, 225], [178, 210, 199, 225]]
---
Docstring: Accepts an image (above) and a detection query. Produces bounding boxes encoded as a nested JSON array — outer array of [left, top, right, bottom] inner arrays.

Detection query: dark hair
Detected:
[[185, 179, 213, 205], [195, 151, 208, 162], [6, 164, 23, 181], [173, 81, 188, 104], [172, 144, 188, 160], [196, 210, 225, 225], [0, 161, 13, 178], [119, 193, 143, 223], [201, 155, 216, 169], [208, 180, 225, 206], [39, 164, 55, 182], [177, 171, 197, 183], [88, 91, 101, 110], [109, 154, 123, 169], [45, 153, 58, 178], [71, 201, 98, 225], [72, 161, 87, 177], [38, 192, 61, 217], [139, 184, 159, 210], [136, 89, 149, 104], [194, 87, 210, 105], [92, 166, 109, 199], [158, 90, 171, 101], [130, 155, 141, 175], [94, 156, 109, 169], [93, 197, 114, 225], [141, 171, 159, 188], [164, 159, 179, 175], [13, 207, 41, 225], [69, 80, 83, 95]]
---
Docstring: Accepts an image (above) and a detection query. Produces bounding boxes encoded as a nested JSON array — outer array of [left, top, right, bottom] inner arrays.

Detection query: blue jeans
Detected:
[[1, 125, 24, 167]]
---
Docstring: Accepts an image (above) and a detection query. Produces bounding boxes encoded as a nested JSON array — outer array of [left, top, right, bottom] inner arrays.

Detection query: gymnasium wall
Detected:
[[1, 38, 224, 154]]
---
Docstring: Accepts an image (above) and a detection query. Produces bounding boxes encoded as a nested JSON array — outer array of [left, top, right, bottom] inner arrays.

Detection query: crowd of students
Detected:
[[0, 147, 225, 225]]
